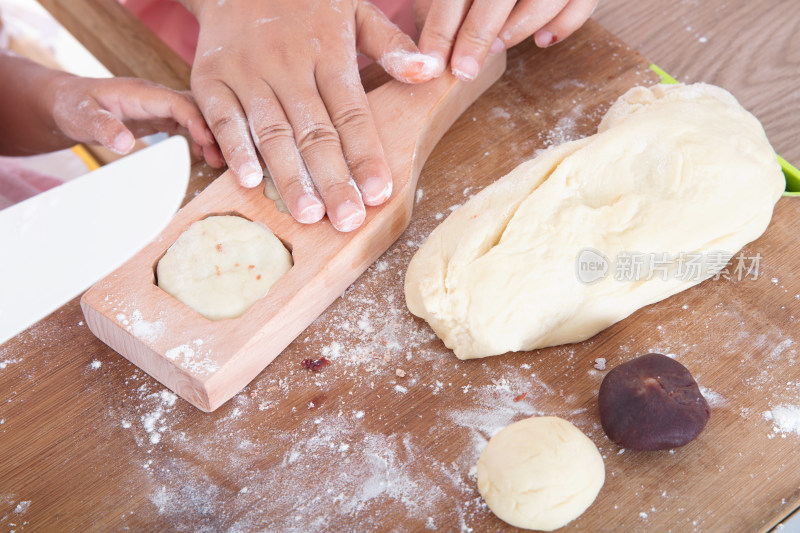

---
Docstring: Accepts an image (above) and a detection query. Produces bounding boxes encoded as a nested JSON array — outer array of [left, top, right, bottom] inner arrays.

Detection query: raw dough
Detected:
[[264, 175, 289, 214], [405, 83, 784, 359], [477, 416, 605, 531], [157, 215, 292, 320]]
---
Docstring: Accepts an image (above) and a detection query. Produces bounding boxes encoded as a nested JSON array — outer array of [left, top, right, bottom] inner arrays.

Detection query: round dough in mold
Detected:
[[157, 215, 292, 320], [477, 416, 605, 531]]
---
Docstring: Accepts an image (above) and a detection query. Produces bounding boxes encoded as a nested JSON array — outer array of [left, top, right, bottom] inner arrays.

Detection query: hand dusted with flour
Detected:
[[0, 50, 220, 163], [183, 0, 440, 232], [405, 83, 784, 359]]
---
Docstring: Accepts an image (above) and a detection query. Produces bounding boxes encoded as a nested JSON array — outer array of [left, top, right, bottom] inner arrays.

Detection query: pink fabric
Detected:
[[376, 0, 417, 40], [0, 157, 63, 210], [121, 0, 418, 66], [121, 0, 200, 64]]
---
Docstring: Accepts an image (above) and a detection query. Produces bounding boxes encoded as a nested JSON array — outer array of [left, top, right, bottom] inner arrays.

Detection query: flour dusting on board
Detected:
[[539, 103, 586, 150], [99, 211, 514, 529], [93, 146, 797, 532], [137, 408, 482, 530], [14, 500, 30, 514], [0, 358, 20, 370], [764, 405, 800, 436], [106, 294, 166, 344], [128, 310, 165, 342], [164, 339, 218, 375]]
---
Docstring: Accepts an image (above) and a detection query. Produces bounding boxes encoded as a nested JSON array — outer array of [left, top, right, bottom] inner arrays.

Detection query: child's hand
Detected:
[[0, 50, 222, 166], [415, 0, 599, 81], [184, 0, 439, 232], [50, 76, 223, 167]]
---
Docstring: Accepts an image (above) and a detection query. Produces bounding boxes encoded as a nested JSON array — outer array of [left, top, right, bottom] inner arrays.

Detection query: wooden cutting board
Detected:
[[2, 20, 799, 532]]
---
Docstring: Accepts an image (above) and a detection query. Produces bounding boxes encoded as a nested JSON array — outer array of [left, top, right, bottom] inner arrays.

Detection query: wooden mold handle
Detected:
[[81, 52, 507, 411]]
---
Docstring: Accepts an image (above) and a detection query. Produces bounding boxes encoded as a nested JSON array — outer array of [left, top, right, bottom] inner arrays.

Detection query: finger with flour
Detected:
[[242, 89, 325, 224], [51, 77, 222, 165], [417, 1, 470, 76], [357, 1, 443, 83], [447, 0, 516, 81], [317, 59, 393, 208], [273, 70, 366, 233], [191, 79, 263, 188]]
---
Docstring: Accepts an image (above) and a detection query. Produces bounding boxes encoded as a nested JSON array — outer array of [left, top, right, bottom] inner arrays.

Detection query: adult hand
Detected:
[[185, 0, 440, 232], [415, 0, 599, 81]]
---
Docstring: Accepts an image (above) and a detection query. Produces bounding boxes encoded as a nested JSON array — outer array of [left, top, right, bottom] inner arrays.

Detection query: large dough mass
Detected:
[[405, 83, 784, 359], [477, 416, 605, 531], [157, 215, 292, 320]]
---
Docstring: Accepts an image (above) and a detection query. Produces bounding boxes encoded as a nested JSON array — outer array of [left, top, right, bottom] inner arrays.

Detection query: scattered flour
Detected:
[[253, 16, 279, 26], [128, 310, 165, 342], [768, 339, 794, 361], [764, 405, 800, 436], [537, 104, 585, 152], [698, 386, 726, 407], [128, 389, 179, 446], [378, 51, 442, 84], [202, 45, 224, 58], [164, 339, 218, 375], [488, 106, 511, 121]]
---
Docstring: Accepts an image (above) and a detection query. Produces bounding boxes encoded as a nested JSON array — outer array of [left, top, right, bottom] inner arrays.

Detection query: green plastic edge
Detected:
[[778, 155, 800, 197], [649, 63, 799, 197]]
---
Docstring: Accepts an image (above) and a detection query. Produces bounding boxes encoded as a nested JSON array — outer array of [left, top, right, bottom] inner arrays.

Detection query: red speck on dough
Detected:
[[215, 243, 222, 252], [300, 357, 331, 372], [256, 274, 261, 280], [215, 265, 221, 276], [248, 265, 255, 270], [513, 391, 528, 402]]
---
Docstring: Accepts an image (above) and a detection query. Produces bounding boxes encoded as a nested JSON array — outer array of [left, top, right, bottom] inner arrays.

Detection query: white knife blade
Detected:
[[0, 135, 190, 345]]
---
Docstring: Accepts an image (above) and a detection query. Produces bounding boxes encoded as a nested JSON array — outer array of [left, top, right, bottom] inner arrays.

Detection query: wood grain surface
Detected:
[[2, 1, 799, 531], [37, 0, 190, 90], [593, 0, 800, 166]]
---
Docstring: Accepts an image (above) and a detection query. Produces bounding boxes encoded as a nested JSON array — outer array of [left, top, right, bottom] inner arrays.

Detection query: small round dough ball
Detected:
[[477, 416, 605, 531], [157, 215, 292, 320]]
